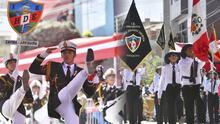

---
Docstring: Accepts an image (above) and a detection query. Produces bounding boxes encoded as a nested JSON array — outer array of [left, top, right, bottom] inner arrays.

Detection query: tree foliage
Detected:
[[20, 21, 81, 52]]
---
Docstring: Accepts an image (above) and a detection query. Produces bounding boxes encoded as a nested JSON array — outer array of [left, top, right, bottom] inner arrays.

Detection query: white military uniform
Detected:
[[38, 41, 99, 124], [1, 54, 27, 124]]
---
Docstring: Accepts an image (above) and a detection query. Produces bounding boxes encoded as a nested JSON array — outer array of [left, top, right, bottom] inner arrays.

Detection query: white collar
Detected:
[[169, 63, 177, 67], [63, 62, 75, 69]]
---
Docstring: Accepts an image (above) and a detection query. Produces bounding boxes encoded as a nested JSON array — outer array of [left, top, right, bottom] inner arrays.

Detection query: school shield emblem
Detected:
[[8, 0, 44, 36], [125, 34, 141, 53]]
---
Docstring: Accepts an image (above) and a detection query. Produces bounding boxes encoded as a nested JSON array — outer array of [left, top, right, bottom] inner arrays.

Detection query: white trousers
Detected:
[[105, 93, 126, 124], [12, 111, 25, 124], [2, 87, 26, 124], [55, 70, 88, 124]]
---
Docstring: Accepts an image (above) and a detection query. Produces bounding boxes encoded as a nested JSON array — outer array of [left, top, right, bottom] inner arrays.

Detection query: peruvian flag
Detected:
[[209, 26, 219, 54], [203, 26, 220, 72], [190, 0, 209, 62], [208, 27, 220, 72]]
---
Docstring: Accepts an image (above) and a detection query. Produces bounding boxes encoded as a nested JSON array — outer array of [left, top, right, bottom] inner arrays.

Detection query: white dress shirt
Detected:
[[178, 57, 205, 86], [152, 74, 160, 93], [205, 79, 220, 94], [62, 62, 75, 77], [157, 63, 181, 99], [201, 76, 208, 91], [123, 68, 143, 86]]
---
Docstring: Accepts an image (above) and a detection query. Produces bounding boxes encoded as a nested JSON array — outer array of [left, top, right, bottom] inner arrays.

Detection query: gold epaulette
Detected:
[[94, 101, 99, 105], [0, 77, 6, 84], [98, 84, 104, 98], [36, 56, 44, 62], [0, 76, 12, 87], [46, 61, 52, 81], [87, 83, 96, 87]]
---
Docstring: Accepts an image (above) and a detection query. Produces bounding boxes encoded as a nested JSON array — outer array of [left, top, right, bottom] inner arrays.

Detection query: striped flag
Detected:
[[190, 0, 209, 61], [203, 26, 220, 72], [209, 26, 219, 54]]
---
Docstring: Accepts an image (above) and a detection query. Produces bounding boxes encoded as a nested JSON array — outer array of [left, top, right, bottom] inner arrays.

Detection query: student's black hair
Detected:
[[181, 44, 193, 58], [164, 52, 180, 64]]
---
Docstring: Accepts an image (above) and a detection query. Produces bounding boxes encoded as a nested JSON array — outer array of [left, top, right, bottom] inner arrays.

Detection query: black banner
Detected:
[[119, 0, 152, 71], [168, 31, 175, 50], [156, 24, 165, 50]]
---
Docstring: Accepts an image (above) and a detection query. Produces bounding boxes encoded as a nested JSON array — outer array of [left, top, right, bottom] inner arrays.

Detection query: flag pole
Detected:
[[163, 24, 168, 65], [211, 24, 215, 78], [13, 35, 22, 93]]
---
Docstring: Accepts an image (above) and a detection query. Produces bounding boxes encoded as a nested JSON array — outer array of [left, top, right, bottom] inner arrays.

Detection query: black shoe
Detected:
[[22, 70, 30, 92], [85, 48, 95, 74]]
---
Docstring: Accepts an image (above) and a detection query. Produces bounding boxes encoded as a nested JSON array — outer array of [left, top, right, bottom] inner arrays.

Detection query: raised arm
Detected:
[[29, 48, 57, 75]]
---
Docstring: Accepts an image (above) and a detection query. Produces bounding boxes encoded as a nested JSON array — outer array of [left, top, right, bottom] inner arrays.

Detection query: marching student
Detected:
[[150, 66, 164, 124], [205, 71, 219, 124], [0, 54, 33, 124], [124, 67, 144, 124], [157, 51, 181, 124], [200, 68, 209, 122], [29, 41, 98, 124], [29, 80, 49, 124], [93, 68, 124, 124], [178, 44, 206, 124], [103, 68, 124, 124]]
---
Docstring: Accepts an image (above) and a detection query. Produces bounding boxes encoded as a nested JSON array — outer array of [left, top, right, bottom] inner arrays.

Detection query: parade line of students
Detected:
[[1, 42, 220, 124], [150, 44, 220, 124]]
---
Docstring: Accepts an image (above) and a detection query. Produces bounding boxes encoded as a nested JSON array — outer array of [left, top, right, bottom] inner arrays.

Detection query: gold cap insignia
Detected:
[[64, 41, 68, 48]]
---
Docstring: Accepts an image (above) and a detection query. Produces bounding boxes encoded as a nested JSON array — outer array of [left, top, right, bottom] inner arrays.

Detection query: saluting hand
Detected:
[[46, 47, 57, 54]]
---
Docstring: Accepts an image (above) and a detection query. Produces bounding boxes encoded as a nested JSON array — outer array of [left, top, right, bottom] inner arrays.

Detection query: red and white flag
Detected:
[[190, 0, 209, 62], [209, 26, 219, 54], [202, 26, 220, 72]]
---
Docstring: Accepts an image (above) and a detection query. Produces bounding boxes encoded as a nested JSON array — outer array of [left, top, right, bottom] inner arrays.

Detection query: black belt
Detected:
[[182, 76, 191, 79], [168, 83, 181, 88], [182, 76, 196, 84]]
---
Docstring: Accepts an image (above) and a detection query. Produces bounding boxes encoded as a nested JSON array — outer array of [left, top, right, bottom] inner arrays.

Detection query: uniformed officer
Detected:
[[29, 41, 98, 124], [93, 68, 123, 124], [0, 53, 33, 124], [29, 80, 48, 124]]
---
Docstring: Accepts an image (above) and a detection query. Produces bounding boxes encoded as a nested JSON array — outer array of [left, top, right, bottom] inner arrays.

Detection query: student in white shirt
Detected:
[[178, 44, 206, 124], [205, 71, 219, 124], [200, 68, 209, 121], [152, 67, 164, 124], [158, 51, 181, 124], [123, 68, 144, 124]]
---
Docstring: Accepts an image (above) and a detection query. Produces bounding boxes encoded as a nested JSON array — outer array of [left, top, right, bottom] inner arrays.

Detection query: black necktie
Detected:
[[201, 76, 204, 84], [66, 66, 71, 81], [211, 80, 216, 93], [190, 59, 198, 84], [131, 70, 137, 85], [172, 65, 176, 84]]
